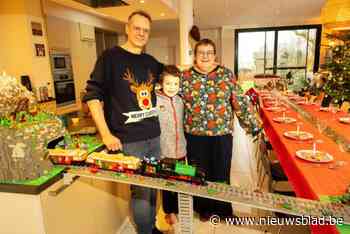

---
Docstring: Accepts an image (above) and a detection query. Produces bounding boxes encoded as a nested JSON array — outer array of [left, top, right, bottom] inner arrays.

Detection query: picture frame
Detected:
[[31, 22, 43, 36], [35, 44, 46, 57]]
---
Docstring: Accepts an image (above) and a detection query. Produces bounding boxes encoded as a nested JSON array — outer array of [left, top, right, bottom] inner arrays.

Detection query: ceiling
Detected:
[[96, 0, 177, 22], [193, 0, 327, 28], [49, 0, 329, 31], [50, 0, 177, 22]]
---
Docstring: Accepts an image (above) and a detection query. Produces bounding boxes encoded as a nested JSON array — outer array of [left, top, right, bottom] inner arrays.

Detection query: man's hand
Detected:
[[102, 133, 123, 151], [86, 100, 122, 151]]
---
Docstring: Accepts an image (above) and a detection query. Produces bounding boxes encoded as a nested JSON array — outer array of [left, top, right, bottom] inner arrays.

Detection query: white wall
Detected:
[[221, 27, 235, 71], [117, 30, 180, 65], [0, 0, 53, 91], [146, 30, 180, 65]]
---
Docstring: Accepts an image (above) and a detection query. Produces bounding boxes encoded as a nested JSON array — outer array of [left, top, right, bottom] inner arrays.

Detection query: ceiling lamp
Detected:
[[73, 0, 128, 8]]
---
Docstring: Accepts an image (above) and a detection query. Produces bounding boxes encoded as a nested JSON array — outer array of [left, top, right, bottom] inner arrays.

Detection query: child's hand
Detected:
[[165, 213, 177, 225]]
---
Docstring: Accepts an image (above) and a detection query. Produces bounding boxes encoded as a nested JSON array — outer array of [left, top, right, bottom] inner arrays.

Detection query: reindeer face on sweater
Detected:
[[123, 68, 154, 110]]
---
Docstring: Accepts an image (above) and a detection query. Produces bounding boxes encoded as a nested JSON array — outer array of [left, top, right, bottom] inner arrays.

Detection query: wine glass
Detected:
[[330, 100, 340, 120], [329, 159, 348, 170], [316, 120, 327, 135], [281, 100, 289, 110], [312, 139, 323, 156], [327, 142, 348, 170]]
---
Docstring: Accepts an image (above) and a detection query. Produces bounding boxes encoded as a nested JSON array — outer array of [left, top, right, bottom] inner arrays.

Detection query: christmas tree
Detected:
[[323, 31, 350, 103]]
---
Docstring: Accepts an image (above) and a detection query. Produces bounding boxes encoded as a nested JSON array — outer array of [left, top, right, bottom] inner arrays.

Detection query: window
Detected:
[[235, 25, 322, 81]]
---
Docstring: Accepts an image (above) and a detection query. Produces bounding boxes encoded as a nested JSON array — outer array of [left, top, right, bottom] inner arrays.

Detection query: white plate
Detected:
[[320, 107, 330, 112], [283, 131, 314, 140], [296, 150, 333, 163], [273, 117, 297, 124], [265, 101, 277, 104], [266, 107, 286, 112], [263, 96, 274, 101], [339, 117, 350, 124], [288, 96, 299, 100]]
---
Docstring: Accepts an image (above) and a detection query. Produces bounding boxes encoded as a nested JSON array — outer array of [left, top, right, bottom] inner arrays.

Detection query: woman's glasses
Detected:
[[196, 50, 215, 58]]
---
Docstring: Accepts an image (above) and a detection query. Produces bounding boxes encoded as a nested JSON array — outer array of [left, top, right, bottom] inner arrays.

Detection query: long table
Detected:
[[260, 92, 350, 234]]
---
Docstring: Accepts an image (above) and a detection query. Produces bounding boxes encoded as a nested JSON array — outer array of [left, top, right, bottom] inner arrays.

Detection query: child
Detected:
[[156, 65, 186, 228]]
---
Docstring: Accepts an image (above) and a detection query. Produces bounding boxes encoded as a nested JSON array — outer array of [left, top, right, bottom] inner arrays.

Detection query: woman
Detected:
[[181, 39, 260, 220]]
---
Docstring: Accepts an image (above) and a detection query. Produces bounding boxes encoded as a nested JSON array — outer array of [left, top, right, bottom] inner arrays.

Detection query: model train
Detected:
[[140, 157, 206, 185], [48, 142, 207, 185], [87, 151, 207, 185]]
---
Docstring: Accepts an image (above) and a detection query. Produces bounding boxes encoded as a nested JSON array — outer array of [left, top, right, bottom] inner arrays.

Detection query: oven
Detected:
[[50, 52, 76, 107], [54, 79, 76, 107]]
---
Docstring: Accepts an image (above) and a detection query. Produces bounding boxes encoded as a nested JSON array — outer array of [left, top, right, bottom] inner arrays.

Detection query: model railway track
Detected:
[[66, 166, 350, 224]]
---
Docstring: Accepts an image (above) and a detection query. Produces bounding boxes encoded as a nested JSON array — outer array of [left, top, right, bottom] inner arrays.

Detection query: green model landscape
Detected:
[[0, 166, 65, 186]]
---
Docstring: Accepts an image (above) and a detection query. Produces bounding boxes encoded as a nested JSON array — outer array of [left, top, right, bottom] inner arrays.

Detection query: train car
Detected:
[[47, 135, 103, 165], [48, 148, 87, 165], [87, 151, 141, 173], [139, 157, 207, 185], [138, 157, 160, 176]]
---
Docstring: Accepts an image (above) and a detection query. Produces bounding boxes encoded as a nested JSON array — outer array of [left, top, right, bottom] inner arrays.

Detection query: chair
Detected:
[[256, 133, 294, 195]]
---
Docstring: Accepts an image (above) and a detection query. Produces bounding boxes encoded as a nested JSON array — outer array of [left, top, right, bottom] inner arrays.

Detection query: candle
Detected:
[[313, 142, 317, 156], [296, 125, 300, 136]]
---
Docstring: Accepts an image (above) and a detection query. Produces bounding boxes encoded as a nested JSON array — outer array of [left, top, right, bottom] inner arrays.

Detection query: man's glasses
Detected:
[[197, 50, 215, 57], [132, 26, 150, 35]]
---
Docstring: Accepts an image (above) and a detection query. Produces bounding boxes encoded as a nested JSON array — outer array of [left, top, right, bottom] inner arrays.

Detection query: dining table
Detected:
[[259, 90, 350, 234]]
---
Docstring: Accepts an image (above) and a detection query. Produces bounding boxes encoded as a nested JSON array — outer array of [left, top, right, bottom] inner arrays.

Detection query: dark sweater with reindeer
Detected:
[[83, 46, 163, 143]]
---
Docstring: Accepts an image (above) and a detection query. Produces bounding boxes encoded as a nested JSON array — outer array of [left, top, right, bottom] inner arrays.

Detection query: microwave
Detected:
[[50, 53, 72, 72]]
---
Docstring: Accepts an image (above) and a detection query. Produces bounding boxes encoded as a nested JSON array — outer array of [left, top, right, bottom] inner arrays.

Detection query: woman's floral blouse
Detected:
[[181, 65, 260, 136]]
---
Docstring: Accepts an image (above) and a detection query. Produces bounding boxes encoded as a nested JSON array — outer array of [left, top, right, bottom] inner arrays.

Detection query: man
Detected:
[[83, 11, 163, 234]]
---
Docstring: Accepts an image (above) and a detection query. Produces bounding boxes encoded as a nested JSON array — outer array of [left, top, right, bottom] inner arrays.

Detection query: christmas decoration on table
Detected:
[[328, 185, 350, 206], [323, 31, 350, 104], [0, 73, 66, 181]]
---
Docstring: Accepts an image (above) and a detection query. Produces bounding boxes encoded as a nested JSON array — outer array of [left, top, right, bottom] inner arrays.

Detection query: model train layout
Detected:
[[47, 136, 350, 223], [48, 144, 207, 185], [65, 166, 350, 224]]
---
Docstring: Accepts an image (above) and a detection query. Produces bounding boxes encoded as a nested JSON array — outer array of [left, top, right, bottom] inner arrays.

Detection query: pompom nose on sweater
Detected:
[[156, 92, 186, 159]]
